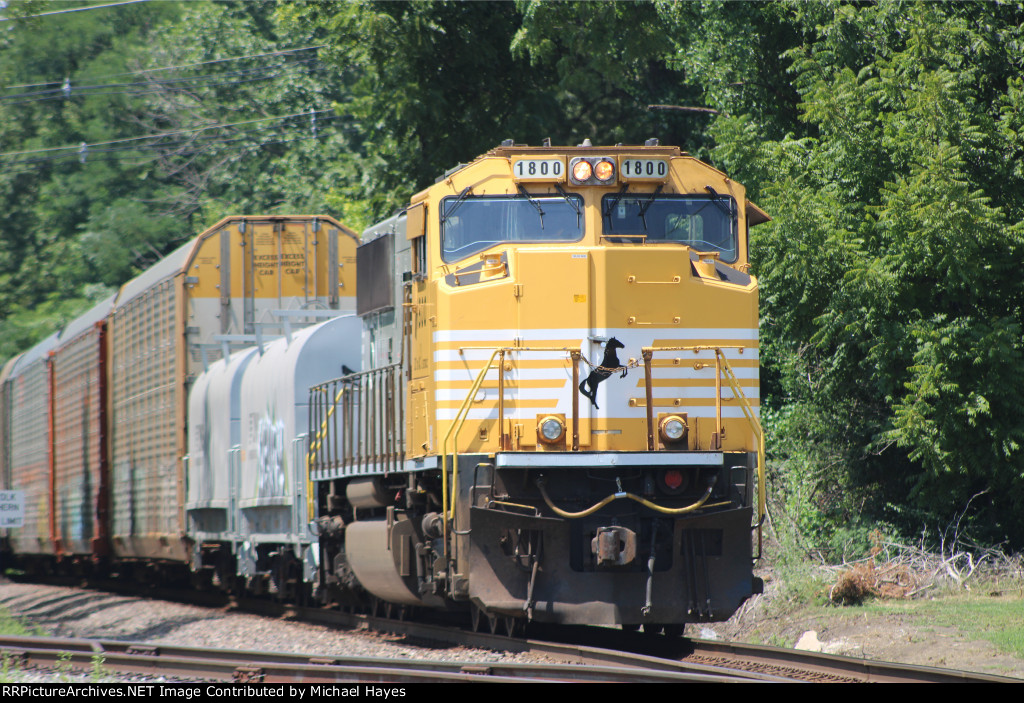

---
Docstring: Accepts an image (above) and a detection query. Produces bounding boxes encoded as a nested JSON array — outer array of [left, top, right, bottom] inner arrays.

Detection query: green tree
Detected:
[[744, 1, 1024, 547], [0, 0, 183, 353]]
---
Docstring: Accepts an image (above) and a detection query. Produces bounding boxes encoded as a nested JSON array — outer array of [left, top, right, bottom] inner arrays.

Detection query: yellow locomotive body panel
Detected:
[[407, 147, 760, 460]]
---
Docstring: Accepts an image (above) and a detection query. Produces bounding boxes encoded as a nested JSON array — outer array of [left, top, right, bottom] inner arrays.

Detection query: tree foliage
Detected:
[[2, 0, 1024, 547], [735, 1, 1024, 547]]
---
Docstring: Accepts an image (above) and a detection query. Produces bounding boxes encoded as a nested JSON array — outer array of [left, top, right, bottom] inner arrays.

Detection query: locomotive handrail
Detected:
[[440, 348, 502, 552], [440, 345, 582, 552], [718, 353, 767, 556], [306, 363, 404, 520], [640, 344, 766, 549]]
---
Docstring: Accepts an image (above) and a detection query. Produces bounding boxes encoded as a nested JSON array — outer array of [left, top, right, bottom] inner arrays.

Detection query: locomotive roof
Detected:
[[416, 143, 771, 225]]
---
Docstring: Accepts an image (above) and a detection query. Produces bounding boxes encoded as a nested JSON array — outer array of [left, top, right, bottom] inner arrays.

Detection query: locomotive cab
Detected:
[[309, 142, 769, 632]]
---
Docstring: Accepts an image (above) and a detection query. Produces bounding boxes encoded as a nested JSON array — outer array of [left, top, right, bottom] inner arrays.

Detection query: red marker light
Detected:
[[663, 469, 684, 490]]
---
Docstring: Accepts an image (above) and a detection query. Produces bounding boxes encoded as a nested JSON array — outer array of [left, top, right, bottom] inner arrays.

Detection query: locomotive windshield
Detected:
[[441, 194, 583, 263], [601, 193, 739, 262]]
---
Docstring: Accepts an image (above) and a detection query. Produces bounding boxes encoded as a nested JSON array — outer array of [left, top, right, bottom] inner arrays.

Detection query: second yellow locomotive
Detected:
[[309, 141, 769, 633]]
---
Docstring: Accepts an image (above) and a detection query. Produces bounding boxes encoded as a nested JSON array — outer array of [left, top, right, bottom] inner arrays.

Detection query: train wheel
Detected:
[[621, 623, 641, 633], [641, 623, 663, 635], [663, 624, 685, 638]]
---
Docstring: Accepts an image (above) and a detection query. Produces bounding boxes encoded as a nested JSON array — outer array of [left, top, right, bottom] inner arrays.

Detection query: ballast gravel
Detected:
[[0, 579, 552, 682]]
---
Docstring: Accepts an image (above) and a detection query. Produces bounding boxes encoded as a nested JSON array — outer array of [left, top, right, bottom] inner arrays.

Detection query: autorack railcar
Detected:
[[1, 215, 360, 585]]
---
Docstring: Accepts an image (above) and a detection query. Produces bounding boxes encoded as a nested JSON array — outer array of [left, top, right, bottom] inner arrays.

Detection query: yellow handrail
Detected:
[[640, 345, 766, 547], [716, 350, 767, 548], [440, 348, 502, 553], [439, 345, 581, 554]]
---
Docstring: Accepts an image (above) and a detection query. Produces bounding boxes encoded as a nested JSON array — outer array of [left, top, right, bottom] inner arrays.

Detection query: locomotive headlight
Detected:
[[659, 414, 688, 444], [594, 158, 615, 182], [571, 159, 593, 182], [569, 156, 618, 185], [538, 415, 566, 444]]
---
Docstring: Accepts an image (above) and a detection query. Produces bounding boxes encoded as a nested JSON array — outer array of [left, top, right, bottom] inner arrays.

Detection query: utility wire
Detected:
[[0, 1, 152, 22], [0, 126, 354, 176], [0, 57, 326, 104], [3, 45, 325, 90], [0, 109, 338, 158], [0, 114, 352, 169]]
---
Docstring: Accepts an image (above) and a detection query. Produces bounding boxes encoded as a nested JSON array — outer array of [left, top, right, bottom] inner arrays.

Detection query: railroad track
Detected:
[[0, 634, 762, 683], [236, 601, 1021, 683], [3, 579, 1020, 684], [2, 623, 1017, 684]]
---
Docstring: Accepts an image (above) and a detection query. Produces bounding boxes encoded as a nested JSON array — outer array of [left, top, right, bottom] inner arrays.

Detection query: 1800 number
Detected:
[[513, 159, 563, 179], [621, 159, 668, 179]]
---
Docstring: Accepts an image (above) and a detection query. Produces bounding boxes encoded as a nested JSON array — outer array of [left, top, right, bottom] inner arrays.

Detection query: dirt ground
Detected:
[[696, 566, 1024, 680]]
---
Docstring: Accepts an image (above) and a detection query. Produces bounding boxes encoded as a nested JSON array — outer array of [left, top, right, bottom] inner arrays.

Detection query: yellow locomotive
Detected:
[[310, 141, 768, 633]]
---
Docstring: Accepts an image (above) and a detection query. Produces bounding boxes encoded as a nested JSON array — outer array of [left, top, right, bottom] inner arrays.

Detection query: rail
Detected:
[[306, 363, 404, 518]]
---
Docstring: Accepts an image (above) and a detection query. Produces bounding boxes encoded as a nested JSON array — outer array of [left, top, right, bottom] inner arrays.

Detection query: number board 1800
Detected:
[[620, 158, 670, 181], [511, 158, 565, 181]]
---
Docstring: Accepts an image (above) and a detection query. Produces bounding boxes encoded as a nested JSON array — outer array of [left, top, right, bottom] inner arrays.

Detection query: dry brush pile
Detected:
[[825, 535, 1024, 605]]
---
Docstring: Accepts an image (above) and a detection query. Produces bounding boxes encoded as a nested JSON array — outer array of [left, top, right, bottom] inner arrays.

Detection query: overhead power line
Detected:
[[2, 45, 326, 91], [0, 0, 152, 22], [0, 124, 355, 176], [0, 109, 338, 158], [0, 57, 326, 105]]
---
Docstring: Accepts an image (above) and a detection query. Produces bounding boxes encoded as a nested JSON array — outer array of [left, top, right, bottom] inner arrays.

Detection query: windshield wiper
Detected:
[[704, 185, 734, 218], [517, 184, 545, 230], [554, 183, 581, 229], [602, 183, 630, 231], [637, 184, 664, 232], [440, 186, 473, 225]]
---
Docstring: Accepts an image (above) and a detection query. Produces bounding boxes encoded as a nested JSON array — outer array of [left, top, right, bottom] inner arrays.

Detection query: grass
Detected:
[[0, 603, 51, 682], [0, 607, 109, 682], [731, 531, 1024, 676], [851, 594, 1024, 659], [0, 606, 45, 637]]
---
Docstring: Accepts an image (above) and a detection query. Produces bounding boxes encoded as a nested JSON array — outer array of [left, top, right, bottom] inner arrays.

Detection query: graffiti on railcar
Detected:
[[256, 407, 286, 498]]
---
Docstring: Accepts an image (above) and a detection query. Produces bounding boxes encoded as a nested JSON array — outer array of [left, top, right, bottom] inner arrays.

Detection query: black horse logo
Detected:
[[578, 337, 627, 410]]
